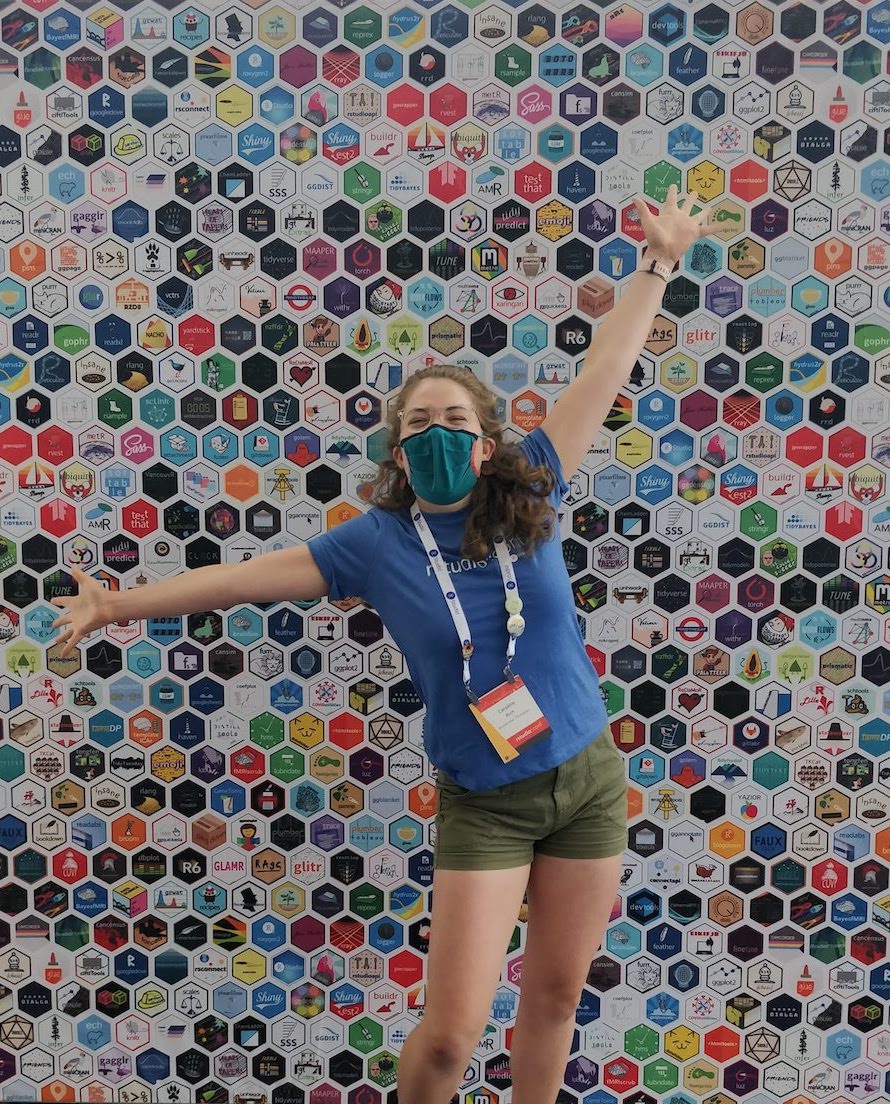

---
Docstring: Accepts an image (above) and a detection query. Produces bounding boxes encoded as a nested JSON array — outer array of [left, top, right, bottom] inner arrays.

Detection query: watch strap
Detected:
[[645, 256, 672, 282]]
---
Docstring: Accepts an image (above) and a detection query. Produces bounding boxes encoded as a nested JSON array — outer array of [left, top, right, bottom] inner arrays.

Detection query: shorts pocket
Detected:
[[589, 734, 628, 830], [436, 769, 518, 802], [436, 769, 468, 794]]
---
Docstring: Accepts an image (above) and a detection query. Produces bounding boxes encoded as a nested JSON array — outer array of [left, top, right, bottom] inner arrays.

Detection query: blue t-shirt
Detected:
[[308, 426, 608, 790]]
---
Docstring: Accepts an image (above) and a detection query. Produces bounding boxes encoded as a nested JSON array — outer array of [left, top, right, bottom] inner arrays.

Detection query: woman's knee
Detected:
[[520, 980, 583, 1024], [419, 1020, 483, 1071]]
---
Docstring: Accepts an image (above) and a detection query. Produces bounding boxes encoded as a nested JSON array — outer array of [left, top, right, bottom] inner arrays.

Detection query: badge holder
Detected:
[[469, 676, 553, 763], [413, 514, 553, 765], [465, 599, 552, 764]]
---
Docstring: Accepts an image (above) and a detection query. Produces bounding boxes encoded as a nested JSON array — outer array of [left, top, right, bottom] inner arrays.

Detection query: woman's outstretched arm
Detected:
[[50, 545, 327, 657]]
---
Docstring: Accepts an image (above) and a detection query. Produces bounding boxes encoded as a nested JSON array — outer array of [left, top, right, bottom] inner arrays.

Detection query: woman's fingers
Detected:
[[633, 195, 655, 234], [697, 205, 719, 235], [679, 188, 698, 211], [49, 575, 93, 652], [697, 204, 718, 236], [51, 569, 87, 629]]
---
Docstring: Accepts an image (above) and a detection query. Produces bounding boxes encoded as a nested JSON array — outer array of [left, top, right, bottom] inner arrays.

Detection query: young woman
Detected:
[[52, 187, 715, 1104]]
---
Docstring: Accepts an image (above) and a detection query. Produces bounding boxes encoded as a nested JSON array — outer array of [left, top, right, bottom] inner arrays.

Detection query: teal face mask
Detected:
[[401, 424, 481, 505]]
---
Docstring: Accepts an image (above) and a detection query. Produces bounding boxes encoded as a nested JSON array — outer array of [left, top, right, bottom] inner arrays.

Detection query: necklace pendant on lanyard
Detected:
[[460, 641, 476, 703], [494, 535, 524, 683], [412, 511, 524, 700]]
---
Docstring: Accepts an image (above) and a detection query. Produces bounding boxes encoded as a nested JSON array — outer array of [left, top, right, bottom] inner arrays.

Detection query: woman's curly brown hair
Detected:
[[371, 364, 557, 561]]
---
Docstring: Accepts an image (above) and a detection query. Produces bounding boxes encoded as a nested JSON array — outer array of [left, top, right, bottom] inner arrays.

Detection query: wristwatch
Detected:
[[644, 255, 673, 282]]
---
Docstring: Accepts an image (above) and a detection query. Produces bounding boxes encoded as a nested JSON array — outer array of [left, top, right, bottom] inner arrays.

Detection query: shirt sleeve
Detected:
[[520, 425, 568, 503], [307, 509, 383, 601]]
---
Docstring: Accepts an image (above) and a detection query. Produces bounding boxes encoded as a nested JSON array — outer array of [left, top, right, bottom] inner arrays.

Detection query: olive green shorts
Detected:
[[433, 726, 628, 870]]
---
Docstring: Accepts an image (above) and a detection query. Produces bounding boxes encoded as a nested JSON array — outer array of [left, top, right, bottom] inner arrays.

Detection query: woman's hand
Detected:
[[633, 184, 717, 264], [50, 567, 115, 657]]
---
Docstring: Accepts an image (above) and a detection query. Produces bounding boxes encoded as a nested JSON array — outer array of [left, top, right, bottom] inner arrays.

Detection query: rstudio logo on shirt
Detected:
[[424, 538, 522, 577]]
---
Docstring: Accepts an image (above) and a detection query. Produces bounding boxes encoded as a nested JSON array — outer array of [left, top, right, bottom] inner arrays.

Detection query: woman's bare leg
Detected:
[[510, 852, 624, 1104], [396, 863, 531, 1104]]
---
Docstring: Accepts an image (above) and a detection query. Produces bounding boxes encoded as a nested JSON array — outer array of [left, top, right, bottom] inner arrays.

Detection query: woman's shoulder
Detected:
[[367, 503, 408, 524], [352, 504, 418, 541]]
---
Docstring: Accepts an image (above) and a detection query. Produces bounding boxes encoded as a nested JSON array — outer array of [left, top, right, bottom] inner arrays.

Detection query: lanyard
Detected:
[[411, 508, 526, 703]]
